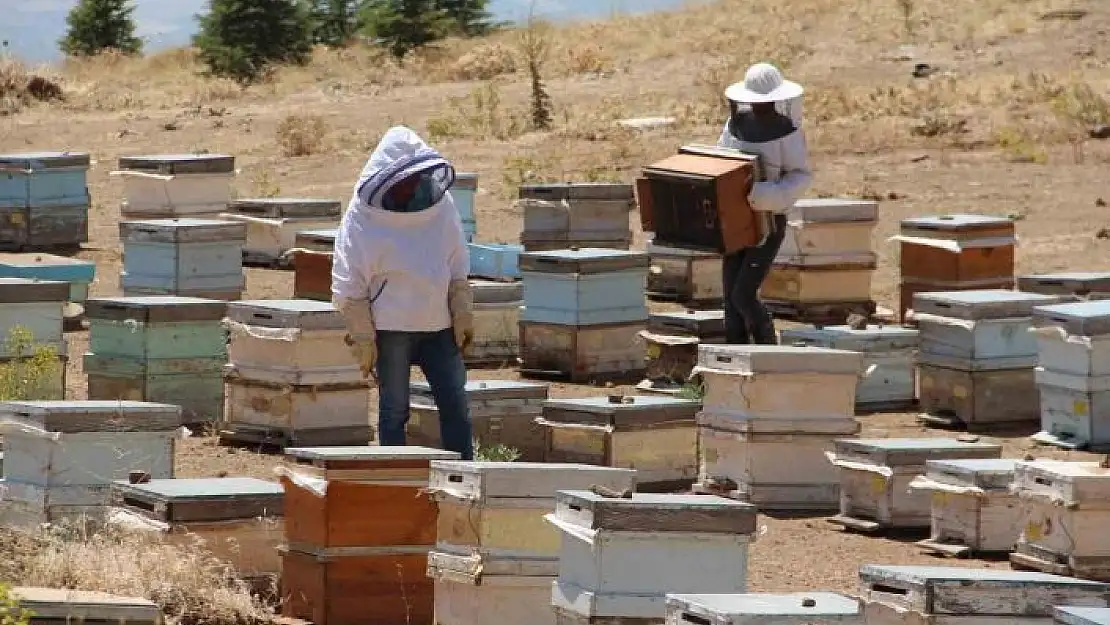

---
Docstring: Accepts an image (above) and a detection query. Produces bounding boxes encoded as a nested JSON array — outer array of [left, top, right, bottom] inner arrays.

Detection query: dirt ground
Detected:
[[4, 0, 1110, 596]]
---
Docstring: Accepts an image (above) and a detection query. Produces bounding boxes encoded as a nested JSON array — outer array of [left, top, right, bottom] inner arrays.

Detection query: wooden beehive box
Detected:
[[468, 278, 523, 365], [0, 277, 68, 358], [429, 569, 554, 625], [1020, 273, 1110, 301], [780, 324, 919, 411], [548, 491, 757, 623], [114, 153, 236, 218], [291, 228, 336, 301], [1031, 311, 1110, 381], [1056, 607, 1110, 625], [1011, 460, 1110, 580], [279, 446, 459, 625], [408, 379, 549, 460], [119, 218, 247, 300], [225, 298, 357, 385], [0, 253, 96, 306], [645, 242, 724, 305], [900, 277, 1016, 325], [859, 565, 1110, 625], [108, 476, 283, 577], [519, 183, 634, 250], [694, 344, 864, 419], [776, 198, 878, 267], [453, 172, 478, 241], [896, 214, 1016, 284], [1032, 367, 1110, 451], [917, 352, 1040, 430], [427, 461, 637, 575], [520, 248, 649, 326], [697, 413, 860, 512], [468, 242, 523, 281], [826, 437, 1003, 532], [640, 310, 726, 392], [0, 152, 91, 251], [519, 318, 647, 383], [761, 264, 875, 305], [9, 587, 160, 625], [220, 198, 340, 265], [910, 458, 1022, 557], [539, 394, 700, 489], [666, 592, 863, 625]]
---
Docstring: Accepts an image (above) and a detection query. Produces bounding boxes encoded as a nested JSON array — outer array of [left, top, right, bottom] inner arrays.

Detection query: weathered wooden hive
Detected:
[[83, 296, 227, 427], [453, 172, 478, 242], [113, 153, 236, 218], [220, 299, 371, 448], [220, 197, 341, 266], [645, 241, 724, 306], [638, 309, 725, 393], [1030, 300, 1110, 451], [780, 323, 919, 411], [1056, 607, 1110, 625], [547, 491, 757, 625], [826, 437, 1003, 533], [519, 248, 649, 382], [665, 592, 863, 625], [278, 445, 460, 625], [425, 461, 636, 625], [538, 394, 700, 490], [0, 400, 182, 527], [119, 218, 247, 300], [1010, 459, 1110, 581], [1019, 272, 1110, 301], [909, 458, 1022, 557], [0, 151, 91, 251], [914, 289, 1068, 430], [894, 213, 1017, 322], [0, 252, 96, 310], [108, 476, 284, 579], [0, 278, 69, 399], [468, 242, 522, 281], [9, 587, 161, 625], [468, 278, 523, 366], [408, 379, 549, 460], [763, 198, 878, 323], [518, 183, 634, 251], [858, 565, 1110, 624], [291, 227, 336, 301]]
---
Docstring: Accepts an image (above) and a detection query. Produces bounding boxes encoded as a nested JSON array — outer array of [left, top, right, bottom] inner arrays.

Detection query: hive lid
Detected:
[[118, 153, 235, 174], [1013, 460, 1110, 503], [1032, 300, 1110, 337], [427, 461, 636, 501], [226, 299, 344, 330], [1056, 606, 1110, 625], [111, 477, 283, 522], [0, 253, 96, 283], [553, 490, 757, 534], [1018, 272, 1110, 294], [542, 395, 700, 427], [10, 587, 160, 624], [790, 198, 878, 223], [899, 213, 1014, 232], [120, 218, 248, 243], [859, 565, 1110, 616], [227, 197, 342, 218], [645, 242, 721, 258], [648, 310, 726, 337], [912, 289, 1068, 320], [925, 458, 1018, 490], [411, 379, 548, 401], [285, 445, 460, 466], [519, 248, 650, 274], [832, 438, 1002, 466], [84, 296, 228, 323], [518, 182, 634, 201], [780, 325, 919, 351], [0, 277, 70, 303], [697, 344, 864, 375], [667, 592, 860, 623], [0, 152, 91, 170], [0, 400, 183, 433]]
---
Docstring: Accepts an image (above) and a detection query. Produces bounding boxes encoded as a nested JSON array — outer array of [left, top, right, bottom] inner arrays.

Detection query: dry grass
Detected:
[[276, 114, 329, 157]]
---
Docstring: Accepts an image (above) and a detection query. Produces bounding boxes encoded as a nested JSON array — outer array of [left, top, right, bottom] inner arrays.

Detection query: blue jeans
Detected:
[[376, 329, 474, 460], [722, 214, 787, 344]]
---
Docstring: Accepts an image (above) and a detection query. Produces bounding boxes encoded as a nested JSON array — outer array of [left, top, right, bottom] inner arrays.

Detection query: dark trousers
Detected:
[[722, 214, 787, 345], [376, 328, 474, 460]]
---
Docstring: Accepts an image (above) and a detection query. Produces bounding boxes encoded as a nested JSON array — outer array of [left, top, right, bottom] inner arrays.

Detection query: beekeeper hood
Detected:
[[725, 63, 805, 127], [352, 126, 457, 214]]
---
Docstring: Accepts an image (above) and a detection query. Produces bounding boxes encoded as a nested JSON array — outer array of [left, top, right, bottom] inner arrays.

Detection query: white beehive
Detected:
[[1056, 607, 1110, 625], [409, 380, 548, 461], [219, 198, 341, 265], [665, 592, 863, 625], [113, 154, 236, 218], [469, 278, 522, 365], [776, 198, 878, 267], [826, 438, 1003, 532], [909, 458, 1022, 557]]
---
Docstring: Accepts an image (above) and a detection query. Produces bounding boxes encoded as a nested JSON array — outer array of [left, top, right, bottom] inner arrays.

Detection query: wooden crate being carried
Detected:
[[220, 198, 341, 268], [909, 458, 1022, 558]]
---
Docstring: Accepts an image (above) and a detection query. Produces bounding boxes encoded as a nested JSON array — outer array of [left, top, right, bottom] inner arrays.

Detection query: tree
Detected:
[[436, 0, 497, 36], [359, 0, 451, 59], [59, 0, 142, 58], [194, 0, 313, 84], [304, 0, 360, 46]]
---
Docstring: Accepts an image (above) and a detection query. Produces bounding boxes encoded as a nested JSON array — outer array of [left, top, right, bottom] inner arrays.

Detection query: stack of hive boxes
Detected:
[[119, 218, 247, 300], [0, 277, 69, 399], [547, 491, 758, 624], [113, 154, 236, 219], [693, 344, 864, 512], [637, 309, 726, 394], [0, 253, 97, 326], [0, 400, 182, 527], [518, 183, 634, 252], [291, 227, 336, 301], [278, 446, 459, 625], [894, 213, 1017, 322], [762, 198, 878, 322], [518, 248, 649, 382], [83, 296, 227, 429], [220, 198, 341, 267], [1019, 272, 1110, 301], [644, 240, 723, 307], [220, 299, 372, 447], [467, 278, 523, 366], [425, 461, 636, 625], [1030, 300, 1110, 451], [0, 151, 91, 251], [910, 458, 1022, 558], [913, 289, 1067, 431]]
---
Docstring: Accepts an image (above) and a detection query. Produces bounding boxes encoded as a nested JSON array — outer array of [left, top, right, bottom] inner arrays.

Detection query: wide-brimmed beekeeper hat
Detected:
[[724, 62, 804, 104]]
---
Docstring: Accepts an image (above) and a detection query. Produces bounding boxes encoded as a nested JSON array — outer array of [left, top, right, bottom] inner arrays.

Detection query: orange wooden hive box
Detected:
[[278, 446, 461, 625], [291, 228, 336, 302]]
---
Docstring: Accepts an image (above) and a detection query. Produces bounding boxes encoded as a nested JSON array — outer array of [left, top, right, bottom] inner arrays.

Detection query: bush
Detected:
[[194, 0, 313, 84], [0, 327, 62, 401], [59, 0, 142, 58]]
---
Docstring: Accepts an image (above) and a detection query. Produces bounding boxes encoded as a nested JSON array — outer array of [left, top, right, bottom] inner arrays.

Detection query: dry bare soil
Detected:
[[3, 0, 1110, 601]]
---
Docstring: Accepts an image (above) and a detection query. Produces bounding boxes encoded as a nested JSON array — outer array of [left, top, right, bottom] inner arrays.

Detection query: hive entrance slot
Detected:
[[681, 613, 712, 625], [870, 583, 908, 595]]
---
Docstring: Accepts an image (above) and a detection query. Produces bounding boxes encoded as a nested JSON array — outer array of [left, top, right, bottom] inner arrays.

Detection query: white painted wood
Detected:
[[1, 430, 175, 488], [471, 301, 520, 360], [430, 570, 555, 625], [552, 581, 669, 620], [665, 592, 863, 625], [1012, 461, 1110, 576], [1034, 368, 1110, 448], [218, 212, 338, 259], [222, 377, 370, 431], [696, 368, 859, 420], [226, 325, 361, 385], [697, 344, 865, 374], [790, 198, 879, 223], [779, 326, 918, 407], [0, 480, 108, 528], [116, 171, 235, 218], [761, 266, 873, 303], [909, 459, 1022, 553], [541, 420, 697, 484], [916, 314, 1039, 361], [778, 220, 876, 261], [1033, 327, 1110, 377], [1055, 607, 1110, 625]]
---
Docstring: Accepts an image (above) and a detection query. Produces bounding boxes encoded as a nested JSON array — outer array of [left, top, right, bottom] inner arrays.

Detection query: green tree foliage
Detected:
[[304, 0, 361, 46], [358, 0, 452, 59], [436, 0, 497, 36], [59, 0, 142, 57], [194, 0, 313, 84]]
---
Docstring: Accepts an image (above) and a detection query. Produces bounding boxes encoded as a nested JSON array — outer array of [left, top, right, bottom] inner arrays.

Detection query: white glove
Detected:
[[335, 297, 377, 379], [447, 279, 474, 353]]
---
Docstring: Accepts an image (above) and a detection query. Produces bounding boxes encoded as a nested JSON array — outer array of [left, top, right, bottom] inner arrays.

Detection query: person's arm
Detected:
[[749, 130, 813, 214], [444, 201, 474, 351], [445, 204, 470, 281], [332, 216, 379, 378]]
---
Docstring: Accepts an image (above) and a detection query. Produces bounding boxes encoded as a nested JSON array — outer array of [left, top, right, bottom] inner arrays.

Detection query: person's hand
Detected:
[[448, 279, 475, 354], [344, 334, 378, 380]]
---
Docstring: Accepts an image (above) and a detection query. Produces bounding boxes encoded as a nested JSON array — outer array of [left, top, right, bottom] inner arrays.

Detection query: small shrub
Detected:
[[518, 17, 553, 131], [0, 582, 33, 625], [993, 125, 1048, 163], [450, 43, 516, 80], [0, 60, 64, 116], [0, 327, 62, 401], [474, 440, 521, 462], [276, 114, 328, 157]]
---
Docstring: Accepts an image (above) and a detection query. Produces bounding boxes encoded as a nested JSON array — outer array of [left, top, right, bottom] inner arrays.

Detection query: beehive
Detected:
[[119, 218, 247, 300], [780, 324, 919, 411], [519, 183, 634, 251], [520, 248, 649, 325], [0, 277, 67, 357], [1056, 607, 1110, 625], [665, 593, 863, 625], [469, 278, 523, 365], [645, 242, 724, 306], [113, 154, 236, 218], [220, 375, 372, 448], [761, 264, 874, 306], [910, 458, 1022, 557], [1019, 273, 1110, 301], [0, 253, 96, 307], [468, 242, 523, 281], [108, 477, 284, 578], [408, 379, 549, 461], [826, 438, 1003, 532], [639, 310, 726, 392], [548, 491, 757, 624], [220, 198, 341, 266], [0, 152, 91, 251], [1011, 460, 1110, 581], [538, 394, 700, 490], [291, 227, 336, 301], [9, 587, 160, 625], [519, 319, 646, 382], [776, 198, 879, 267], [279, 446, 460, 625], [453, 172, 478, 241]]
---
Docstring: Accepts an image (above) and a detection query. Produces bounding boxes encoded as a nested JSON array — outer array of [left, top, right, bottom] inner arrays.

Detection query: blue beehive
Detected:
[[451, 173, 478, 242], [519, 248, 649, 325], [468, 242, 522, 281], [0, 152, 91, 250], [119, 218, 247, 300], [0, 253, 96, 305]]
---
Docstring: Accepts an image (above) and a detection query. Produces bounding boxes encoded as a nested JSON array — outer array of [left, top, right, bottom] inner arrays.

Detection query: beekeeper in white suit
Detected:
[[717, 62, 813, 345], [332, 126, 475, 460]]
